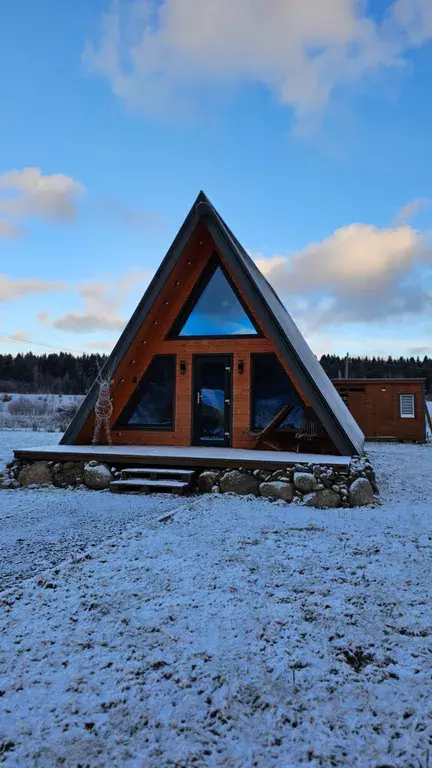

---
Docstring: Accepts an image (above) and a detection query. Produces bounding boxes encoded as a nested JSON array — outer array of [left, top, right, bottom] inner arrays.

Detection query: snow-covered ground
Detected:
[[0, 432, 431, 766], [0, 393, 83, 432]]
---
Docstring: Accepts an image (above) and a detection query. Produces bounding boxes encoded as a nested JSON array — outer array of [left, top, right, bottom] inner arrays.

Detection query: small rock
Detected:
[[293, 472, 316, 493], [210, 485, 220, 494], [271, 469, 287, 481], [295, 463, 307, 473], [84, 463, 112, 490], [303, 489, 341, 509], [332, 485, 340, 493], [53, 463, 85, 488], [87, 460, 99, 468], [220, 470, 259, 496], [348, 477, 374, 507], [259, 481, 294, 502], [198, 470, 220, 493], [18, 461, 52, 487], [253, 469, 270, 481]]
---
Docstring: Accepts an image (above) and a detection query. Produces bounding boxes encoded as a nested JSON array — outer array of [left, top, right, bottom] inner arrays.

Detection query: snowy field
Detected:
[[0, 431, 432, 766], [0, 393, 83, 432]]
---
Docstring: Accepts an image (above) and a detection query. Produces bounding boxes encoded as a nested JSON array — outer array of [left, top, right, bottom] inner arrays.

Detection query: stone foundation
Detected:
[[195, 455, 379, 508], [1, 455, 379, 508]]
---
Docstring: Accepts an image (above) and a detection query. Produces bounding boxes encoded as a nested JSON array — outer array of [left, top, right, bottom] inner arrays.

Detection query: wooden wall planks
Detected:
[[333, 379, 425, 441], [76, 223, 323, 450]]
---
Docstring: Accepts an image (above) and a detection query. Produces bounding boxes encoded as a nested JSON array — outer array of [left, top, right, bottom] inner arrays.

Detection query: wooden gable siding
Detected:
[[75, 222, 325, 449], [332, 379, 425, 441]]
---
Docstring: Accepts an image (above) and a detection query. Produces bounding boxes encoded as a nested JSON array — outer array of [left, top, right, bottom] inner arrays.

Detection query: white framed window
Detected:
[[399, 393, 415, 419]]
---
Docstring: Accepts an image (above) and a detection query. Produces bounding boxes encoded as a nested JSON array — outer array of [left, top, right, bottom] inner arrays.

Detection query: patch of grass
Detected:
[[342, 647, 375, 673]]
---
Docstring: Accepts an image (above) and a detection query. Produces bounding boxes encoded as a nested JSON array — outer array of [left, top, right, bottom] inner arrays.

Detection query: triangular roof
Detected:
[[62, 192, 365, 455]]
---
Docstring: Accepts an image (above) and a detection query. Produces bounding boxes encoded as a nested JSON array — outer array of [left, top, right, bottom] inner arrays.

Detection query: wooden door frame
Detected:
[[191, 353, 233, 447]]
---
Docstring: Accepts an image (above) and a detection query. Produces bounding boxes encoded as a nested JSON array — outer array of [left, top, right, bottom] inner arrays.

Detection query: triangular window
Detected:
[[170, 258, 260, 338]]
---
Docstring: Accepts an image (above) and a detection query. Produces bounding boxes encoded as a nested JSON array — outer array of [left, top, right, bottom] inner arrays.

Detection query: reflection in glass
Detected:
[[179, 267, 257, 336], [199, 361, 225, 441], [252, 354, 304, 430], [127, 356, 174, 427]]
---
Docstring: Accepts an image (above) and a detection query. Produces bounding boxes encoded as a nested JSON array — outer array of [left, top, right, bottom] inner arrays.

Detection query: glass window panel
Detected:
[[252, 354, 304, 430], [199, 361, 225, 441], [125, 356, 174, 428], [179, 267, 257, 337]]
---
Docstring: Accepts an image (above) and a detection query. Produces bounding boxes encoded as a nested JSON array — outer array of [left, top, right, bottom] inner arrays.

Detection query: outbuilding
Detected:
[[332, 378, 426, 442]]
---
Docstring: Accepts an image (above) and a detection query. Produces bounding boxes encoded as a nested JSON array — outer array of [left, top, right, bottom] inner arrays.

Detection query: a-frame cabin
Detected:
[[62, 193, 364, 459]]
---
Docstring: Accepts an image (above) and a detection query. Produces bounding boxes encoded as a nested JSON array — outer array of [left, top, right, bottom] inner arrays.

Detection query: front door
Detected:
[[192, 355, 232, 447]]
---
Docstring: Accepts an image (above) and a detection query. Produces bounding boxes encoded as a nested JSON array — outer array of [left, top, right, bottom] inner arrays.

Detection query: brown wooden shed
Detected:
[[332, 379, 426, 442]]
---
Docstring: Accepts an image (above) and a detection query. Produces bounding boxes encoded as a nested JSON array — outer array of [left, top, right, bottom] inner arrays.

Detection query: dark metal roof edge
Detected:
[[61, 192, 207, 444]]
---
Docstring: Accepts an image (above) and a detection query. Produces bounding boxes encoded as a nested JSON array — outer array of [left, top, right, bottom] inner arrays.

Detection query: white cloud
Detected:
[[0, 167, 84, 239], [396, 197, 432, 223], [86, 0, 432, 120], [255, 216, 432, 329], [51, 271, 151, 333], [0, 274, 68, 301]]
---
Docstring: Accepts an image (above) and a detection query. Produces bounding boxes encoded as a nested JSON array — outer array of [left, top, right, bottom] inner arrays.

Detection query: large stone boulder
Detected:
[[259, 480, 294, 502], [348, 477, 374, 507], [198, 470, 220, 493], [18, 461, 52, 487], [220, 470, 259, 496], [84, 463, 112, 490], [53, 461, 85, 487], [304, 489, 341, 509], [293, 471, 316, 493]]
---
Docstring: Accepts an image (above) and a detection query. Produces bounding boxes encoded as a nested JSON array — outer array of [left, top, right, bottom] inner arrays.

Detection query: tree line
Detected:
[[0, 352, 108, 394], [320, 354, 432, 394], [0, 351, 431, 394]]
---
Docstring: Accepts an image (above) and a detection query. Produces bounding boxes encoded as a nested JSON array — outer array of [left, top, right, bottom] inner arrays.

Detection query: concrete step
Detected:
[[120, 467, 195, 481], [110, 478, 190, 495]]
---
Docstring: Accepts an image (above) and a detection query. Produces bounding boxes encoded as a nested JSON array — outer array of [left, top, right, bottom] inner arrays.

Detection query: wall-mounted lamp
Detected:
[[180, 360, 187, 375], [238, 359, 244, 374], [132, 376, 137, 383]]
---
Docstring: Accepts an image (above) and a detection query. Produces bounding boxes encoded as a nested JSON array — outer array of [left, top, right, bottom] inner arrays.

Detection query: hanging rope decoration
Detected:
[[92, 369, 114, 446]]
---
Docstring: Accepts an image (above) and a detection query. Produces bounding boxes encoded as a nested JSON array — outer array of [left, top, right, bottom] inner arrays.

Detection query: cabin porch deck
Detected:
[[13, 443, 351, 471]]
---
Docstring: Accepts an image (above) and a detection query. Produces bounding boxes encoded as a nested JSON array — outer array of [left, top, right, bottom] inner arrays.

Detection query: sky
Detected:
[[1, 0, 432, 360]]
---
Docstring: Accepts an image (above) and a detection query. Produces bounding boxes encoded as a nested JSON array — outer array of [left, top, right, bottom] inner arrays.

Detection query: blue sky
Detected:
[[0, 0, 431, 359]]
